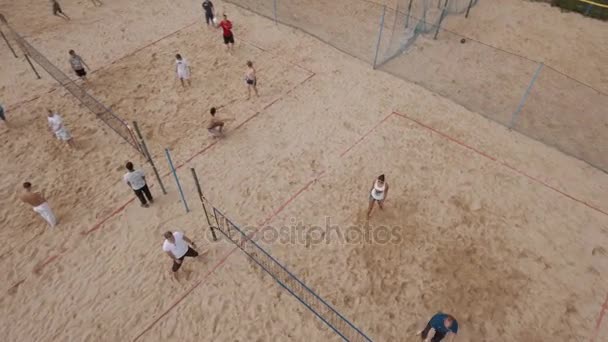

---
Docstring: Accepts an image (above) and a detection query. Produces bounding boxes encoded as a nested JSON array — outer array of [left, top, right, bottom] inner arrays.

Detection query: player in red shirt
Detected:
[[218, 14, 234, 52]]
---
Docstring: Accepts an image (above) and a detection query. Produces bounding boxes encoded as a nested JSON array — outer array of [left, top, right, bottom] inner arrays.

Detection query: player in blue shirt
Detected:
[[418, 312, 458, 342]]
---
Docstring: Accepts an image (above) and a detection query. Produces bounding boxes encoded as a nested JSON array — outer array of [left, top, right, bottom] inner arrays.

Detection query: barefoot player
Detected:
[[51, 0, 70, 21], [20, 182, 57, 228], [163, 230, 199, 280], [175, 54, 191, 87], [417, 313, 459, 342], [47, 110, 75, 148], [69, 50, 89, 80], [245, 61, 259, 100], [367, 174, 388, 218], [218, 14, 234, 52], [207, 107, 234, 138]]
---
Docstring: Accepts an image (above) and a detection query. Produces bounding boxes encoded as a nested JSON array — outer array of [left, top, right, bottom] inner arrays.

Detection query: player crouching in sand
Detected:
[[206, 107, 234, 138]]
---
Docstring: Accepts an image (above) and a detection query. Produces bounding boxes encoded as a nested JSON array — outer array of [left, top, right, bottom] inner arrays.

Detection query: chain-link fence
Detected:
[[208, 206, 372, 341], [534, 0, 608, 20], [226, 0, 608, 173], [0, 15, 142, 154]]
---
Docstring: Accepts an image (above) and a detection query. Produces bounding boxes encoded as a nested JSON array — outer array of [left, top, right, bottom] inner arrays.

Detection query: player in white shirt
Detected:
[[163, 231, 199, 280], [123, 161, 154, 207], [175, 54, 191, 87], [47, 110, 75, 148]]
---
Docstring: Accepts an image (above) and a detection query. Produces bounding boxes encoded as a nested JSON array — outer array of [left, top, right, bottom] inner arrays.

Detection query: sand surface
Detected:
[[1, 0, 608, 341]]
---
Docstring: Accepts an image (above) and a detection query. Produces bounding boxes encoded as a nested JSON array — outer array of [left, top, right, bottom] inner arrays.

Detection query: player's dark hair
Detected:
[[210, 107, 216, 116], [68, 49, 75, 55], [246, 61, 253, 67], [378, 174, 385, 182], [446, 315, 455, 322], [23, 182, 32, 189], [175, 53, 182, 60], [164, 231, 173, 239], [125, 161, 134, 171]]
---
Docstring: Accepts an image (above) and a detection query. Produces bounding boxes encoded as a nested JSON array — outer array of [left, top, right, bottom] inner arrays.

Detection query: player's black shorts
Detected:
[[223, 34, 234, 45], [246, 79, 256, 86], [75, 68, 87, 77], [205, 12, 214, 24]]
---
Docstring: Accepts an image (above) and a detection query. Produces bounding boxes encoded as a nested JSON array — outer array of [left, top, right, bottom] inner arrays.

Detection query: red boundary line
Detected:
[[392, 112, 608, 217], [136, 109, 608, 339], [131, 106, 392, 338], [131, 175, 322, 341], [592, 293, 608, 342], [4, 69, 316, 293], [339, 112, 393, 158]]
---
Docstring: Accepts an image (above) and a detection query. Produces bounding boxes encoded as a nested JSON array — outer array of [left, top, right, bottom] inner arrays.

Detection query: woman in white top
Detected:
[[175, 54, 191, 87], [367, 174, 388, 218]]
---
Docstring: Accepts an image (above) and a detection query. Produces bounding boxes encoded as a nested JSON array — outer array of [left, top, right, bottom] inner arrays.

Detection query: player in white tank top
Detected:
[[367, 174, 388, 218]]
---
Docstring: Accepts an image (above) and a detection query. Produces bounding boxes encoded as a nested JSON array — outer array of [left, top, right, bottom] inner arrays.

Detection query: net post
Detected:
[[23, 53, 42, 79], [466, 0, 474, 18], [190, 167, 218, 241], [0, 29, 17, 58], [133, 121, 167, 195], [510, 62, 544, 129], [165, 148, 189, 213], [372, 5, 386, 69], [405, 0, 414, 28]]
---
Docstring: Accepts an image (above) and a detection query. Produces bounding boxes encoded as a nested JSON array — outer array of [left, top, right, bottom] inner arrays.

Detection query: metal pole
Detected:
[[465, 0, 474, 18], [133, 121, 167, 194], [190, 168, 218, 241], [433, 8, 447, 40], [273, 0, 278, 25], [405, 0, 414, 28], [0, 30, 17, 58], [165, 148, 189, 213], [372, 5, 386, 69], [23, 53, 41, 79], [510, 62, 544, 129]]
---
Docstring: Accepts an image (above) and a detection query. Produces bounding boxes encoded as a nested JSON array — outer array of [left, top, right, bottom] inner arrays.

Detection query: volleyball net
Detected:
[[199, 198, 372, 341], [0, 14, 142, 154]]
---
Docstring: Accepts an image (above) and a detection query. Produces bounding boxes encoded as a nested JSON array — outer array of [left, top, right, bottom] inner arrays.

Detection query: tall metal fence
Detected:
[[225, 0, 608, 173], [207, 205, 372, 341], [0, 15, 142, 153]]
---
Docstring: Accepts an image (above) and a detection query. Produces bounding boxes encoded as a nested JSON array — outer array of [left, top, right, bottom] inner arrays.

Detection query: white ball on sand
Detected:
[[212, 17, 218, 27]]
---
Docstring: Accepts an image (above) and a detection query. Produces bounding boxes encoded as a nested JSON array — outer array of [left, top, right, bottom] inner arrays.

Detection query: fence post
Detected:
[[273, 0, 278, 25], [190, 168, 218, 241], [23, 53, 41, 79], [0, 29, 17, 58], [510, 62, 543, 129], [433, 8, 447, 40], [165, 148, 189, 213], [405, 0, 414, 28], [465, 0, 474, 18], [372, 5, 386, 69], [133, 121, 167, 195]]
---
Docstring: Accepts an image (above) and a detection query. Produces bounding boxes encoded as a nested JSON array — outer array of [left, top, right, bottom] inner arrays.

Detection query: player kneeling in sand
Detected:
[[47, 109, 75, 148], [207, 107, 234, 138], [175, 54, 191, 87]]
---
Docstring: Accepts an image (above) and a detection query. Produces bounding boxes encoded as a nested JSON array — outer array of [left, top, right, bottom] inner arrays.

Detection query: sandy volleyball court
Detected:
[[1, 0, 607, 341]]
